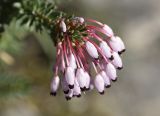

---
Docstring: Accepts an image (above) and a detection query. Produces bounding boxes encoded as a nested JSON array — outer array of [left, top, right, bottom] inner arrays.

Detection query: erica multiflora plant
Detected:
[[50, 18, 125, 100], [13, 0, 125, 100]]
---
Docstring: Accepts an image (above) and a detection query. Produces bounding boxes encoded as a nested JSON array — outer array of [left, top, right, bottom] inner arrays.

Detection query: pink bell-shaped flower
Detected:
[[100, 41, 112, 59], [105, 63, 117, 81], [85, 41, 99, 59], [100, 71, 111, 88], [60, 20, 67, 32], [50, 76, 60, 96], [76, 68, 86, 91], [65, 67, 75, 89], [94, 74, 105, 94]]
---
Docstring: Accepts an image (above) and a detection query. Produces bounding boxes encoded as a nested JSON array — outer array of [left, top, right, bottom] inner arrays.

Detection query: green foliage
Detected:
[[0, 0, 22, 34], [0, 19, 26, 55], [0, 73, 31, 97]]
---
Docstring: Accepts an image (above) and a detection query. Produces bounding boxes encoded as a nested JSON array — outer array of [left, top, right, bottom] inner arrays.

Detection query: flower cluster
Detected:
[[50, 17, 125, 100]]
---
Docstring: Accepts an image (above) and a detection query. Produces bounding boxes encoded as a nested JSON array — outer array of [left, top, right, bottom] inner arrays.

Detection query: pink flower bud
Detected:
[[76, 68, 86, 91], [78, 17, 85, 23], [60, 57, 65, 73], [50, 76, 60, 96], [105, 63, 117, 81], [100, 71, 111, 88], [109, 36, 122, 53], [99, 41, 112, 59], [103, 24, 114, 37], [61, 77, 69, 94], [86, 41, 99, 59], [65, 67, 75, 89], [65, 89, 73, 100], [84, 72, 91, 90], [73, 78, 81, 97], [112, 52, 123, 69], [60, 20, 67, 32], [115, 36, 125, 53], [69, 53, 77, 69], [94, 74, 105, 94]]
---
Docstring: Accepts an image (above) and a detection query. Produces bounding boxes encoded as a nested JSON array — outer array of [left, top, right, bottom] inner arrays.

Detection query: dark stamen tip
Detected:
[[50, 92, 56, 96], [122, 49, 126, 53], [85, 87, 90, 91], [77, 94, 81, 98], [117, 67, 123, 70], [105, 85, 111, 88], [95, 57, 99, 60], [118, 51, 122, 55], [68, 84, 74, 89], [65, 96, 71, 101], [99, 91, 105, 95], [112, 78, 118, 82], [64, 90, 69, 94], [109, 55, 114, 60], [80, 87, 86, 91]]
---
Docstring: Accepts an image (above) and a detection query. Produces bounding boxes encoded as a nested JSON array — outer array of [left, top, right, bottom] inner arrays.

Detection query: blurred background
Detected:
[[0, 0, 160, 116]]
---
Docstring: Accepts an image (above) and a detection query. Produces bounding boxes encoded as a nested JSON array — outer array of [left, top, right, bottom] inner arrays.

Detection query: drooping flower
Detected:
[[50, 17, 125, 100], [94, 73, 105, 94], [85, 41, 99, 59], [50, 75, 60, 96], [60, 20, 67, 32], [99, 41, 112, 59], [100, 71, 111, 88], [65, 66, 75, 89], [73, 78, 81, 97], [76, 68, 86, 91]]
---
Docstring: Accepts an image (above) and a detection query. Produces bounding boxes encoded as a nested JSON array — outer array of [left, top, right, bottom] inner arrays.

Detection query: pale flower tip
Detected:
[[79, 17, 85, 23], [94, 74, 105, 93], [111, 36, 125, 53], [105, 63, 117, 80], [76, 68, 86, 89], [90, 84, 94, 90], [84, 72, 91, 89], [109, 36, 122, 53], [86, 41, 99, 59], [115, 36, 125, 51], [69, 53, 77, 69], [65, 67, 75, 88], [51, 76, 60, 94], [103, 24, 114, 37], [60, 20, 67, 32], [61, 77, 70, 94], [112, 52, 123, 68], [100, 71, 111, 86], [99, 41, 112, 58]]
